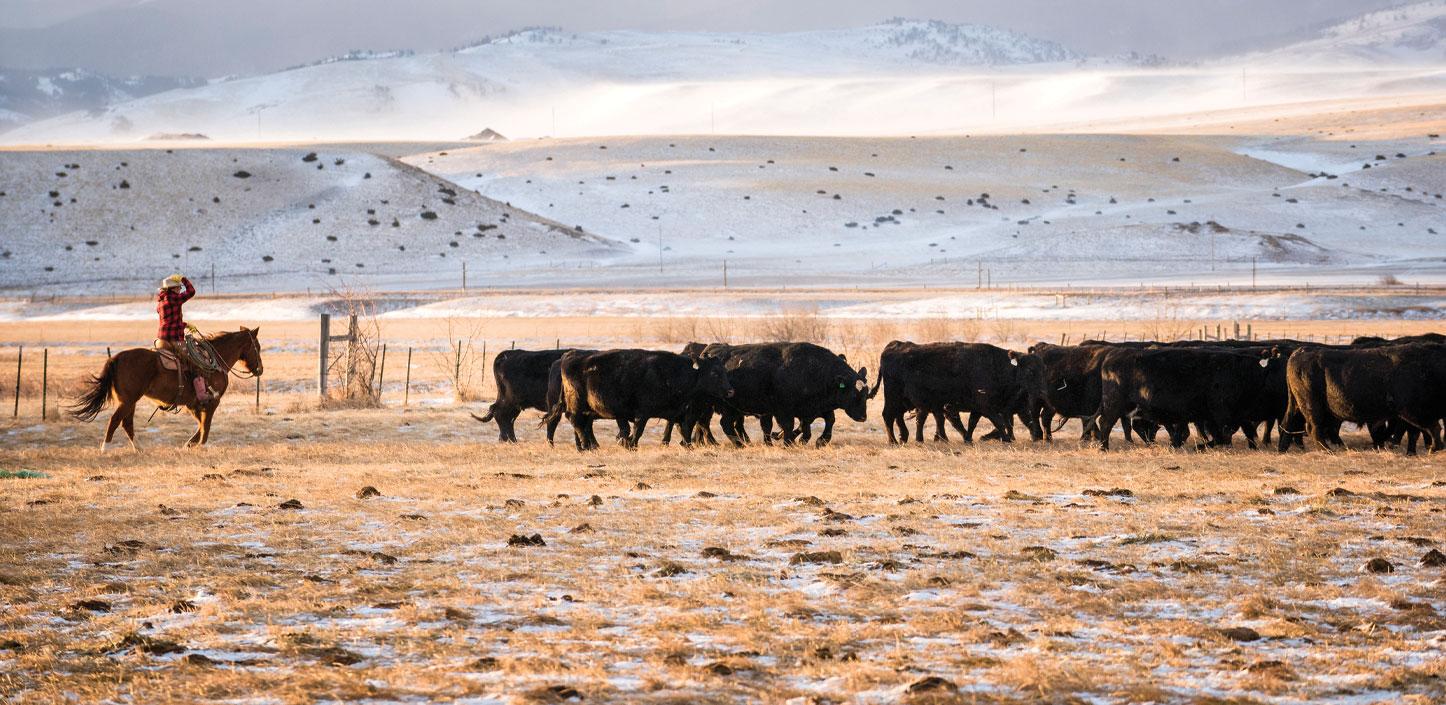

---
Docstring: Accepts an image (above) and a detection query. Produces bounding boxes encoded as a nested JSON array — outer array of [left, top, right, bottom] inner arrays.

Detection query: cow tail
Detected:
[[69, 356, 117, 421], [538, 401, 562, 429], [471, 404, 498, 424], [867, 375, 882, 399]]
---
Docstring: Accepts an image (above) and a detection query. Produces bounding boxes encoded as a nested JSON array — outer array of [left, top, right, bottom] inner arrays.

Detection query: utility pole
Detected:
[[1251, 257, 1257, 289], [723, 260, 728, 288], [657, 222, 664, 273]]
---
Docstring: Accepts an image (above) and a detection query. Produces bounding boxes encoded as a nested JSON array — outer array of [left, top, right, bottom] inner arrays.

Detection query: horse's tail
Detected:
[[69, 356, 117, 421]]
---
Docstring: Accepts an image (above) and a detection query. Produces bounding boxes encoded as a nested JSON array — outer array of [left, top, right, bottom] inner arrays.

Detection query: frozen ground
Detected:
[[413, 132, 1446, 288], [2, 409, 1444, 705], [0, 146, 620, 295]]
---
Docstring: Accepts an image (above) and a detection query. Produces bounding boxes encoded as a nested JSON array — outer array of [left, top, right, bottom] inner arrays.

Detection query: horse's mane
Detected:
[[203, 328, 253, 343]]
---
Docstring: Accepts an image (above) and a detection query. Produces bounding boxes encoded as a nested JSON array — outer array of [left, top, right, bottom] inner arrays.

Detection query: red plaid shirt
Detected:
[[156, 278, 195, 341]]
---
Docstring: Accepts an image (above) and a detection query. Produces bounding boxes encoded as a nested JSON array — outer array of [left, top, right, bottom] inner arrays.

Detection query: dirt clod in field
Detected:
[[1361, 557, 1396, 574], [181, 653, 216, 666], [822, 507, 854, 521], [1273, 486, 1301, 495], [508, 533, 546, 547], [701, 546, 745, 561], [633, 482, 652, 490], [795, 496, 825, 506], [505, 498, 526, 507], [704, 662, 735, 676], [277, 498, 304, 510], [1327, 487, 1357, 497], [696, 490, 717, 498], [105, 539, 146, 555], [71, 599, 110, 613], [170, 599, 198, 613], [306, 645, 363, 666], [1004, 490, 1042, 501], [588, 494, 603, 506], [820, 527, 848, 537], [654, 561, 690, 577], [526, 684, 584, 702], [569, 523, 594, 533], [1082, 487, 1134, 497], [356, 485, 381, 499], [1420, 549, 1446, 567], [106, 633, 185, 655], [200, 473, 224, 481], [468, 656, 499, 670], [1245, 660, 1296, 679], [1219, 626, 1263, 642], [790, 550, 843, 565], [1022, 546, 1058, 561], [907, 675, 959, 694], [400, 513, 426, 520]]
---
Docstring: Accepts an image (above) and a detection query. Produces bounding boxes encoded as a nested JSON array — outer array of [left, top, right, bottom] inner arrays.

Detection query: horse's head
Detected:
[[240, 326, 264, 376]]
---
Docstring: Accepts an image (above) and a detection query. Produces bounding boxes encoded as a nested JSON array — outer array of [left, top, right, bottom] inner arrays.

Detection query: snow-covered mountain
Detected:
[[1240, 0, 1446, 65], [0, 68, 203, 133], [0, 20, 1098, 143]]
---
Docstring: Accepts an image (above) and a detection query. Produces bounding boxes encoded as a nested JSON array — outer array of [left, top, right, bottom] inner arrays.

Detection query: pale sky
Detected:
[[0, 0, 1413, 76]]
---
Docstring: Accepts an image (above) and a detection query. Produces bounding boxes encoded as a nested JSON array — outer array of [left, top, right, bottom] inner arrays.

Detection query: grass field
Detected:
[[2, 409, 1444, 704], [2, 306, 1444, 704]]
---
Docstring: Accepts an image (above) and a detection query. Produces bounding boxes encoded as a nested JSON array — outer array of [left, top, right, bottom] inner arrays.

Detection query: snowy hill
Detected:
[[1241, 0, 1446, 65], [0, 20, 1098, 144], [0, 146, 620, 294], [0, 68, 203, 133]]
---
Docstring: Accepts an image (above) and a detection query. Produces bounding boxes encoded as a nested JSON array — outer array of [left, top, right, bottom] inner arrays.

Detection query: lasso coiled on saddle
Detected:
[[182, 334, 225, 375]]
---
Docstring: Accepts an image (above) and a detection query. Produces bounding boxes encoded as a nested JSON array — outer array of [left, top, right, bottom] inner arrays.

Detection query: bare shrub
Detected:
[[698, 317, 736, 344], [986, 316, 1019, 345], [1377, 273, 1403, 286], [430, 317, 487, 402], [913, 317, 959, 342], [863, 319, 899, 348], [756, 305, 830, 343], [323, 288, 383, 407], [1143, 303, 1195, 342], [650, 317, 699, 344]]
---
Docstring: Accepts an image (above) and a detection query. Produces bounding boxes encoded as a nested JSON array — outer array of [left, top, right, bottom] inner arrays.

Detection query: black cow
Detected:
[[558, 349, 733, 451], [1096, 347, 1282, 450], [698, 342, 868, 447], [470, 349, 569, 442], [872, 341, 1045, 444], [1283, 343, 1446, 454]]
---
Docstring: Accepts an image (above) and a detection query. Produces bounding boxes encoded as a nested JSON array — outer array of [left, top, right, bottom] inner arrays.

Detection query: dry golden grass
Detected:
[[1, 401, 1443, 704], [1, 309, 1443, 703]]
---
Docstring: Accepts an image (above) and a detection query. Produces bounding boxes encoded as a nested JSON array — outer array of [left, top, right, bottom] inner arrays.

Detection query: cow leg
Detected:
[[990, 414, 1013, 443], [797, 418, 813, 445], [913, 411, 927, 444], [931, 410, 950, 442], [498, 407, 521, 443], [947, 412, 969, 441], [883, 410, 899, 444], [778, 416, 799, 446], [719, 411, 746, 448], [1041, 409, 1056, 441], [816, 411, 837, 448], [759, 415, 775, 446], [963, 412, 982, 444], [628, 418, 648, 449], [661, 420, 675, 446], [1241, 422, 1259, 450], [1398, 413, 1443, 455], [572, 415, 591, 451]]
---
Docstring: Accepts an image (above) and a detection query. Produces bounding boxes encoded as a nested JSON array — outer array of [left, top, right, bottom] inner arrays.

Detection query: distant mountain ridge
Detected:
[[1237, 0, 1446, 64], [0, 67, 203, 132]]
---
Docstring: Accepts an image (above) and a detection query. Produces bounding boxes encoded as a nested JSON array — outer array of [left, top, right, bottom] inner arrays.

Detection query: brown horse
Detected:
[[69, 327, 264, 450]]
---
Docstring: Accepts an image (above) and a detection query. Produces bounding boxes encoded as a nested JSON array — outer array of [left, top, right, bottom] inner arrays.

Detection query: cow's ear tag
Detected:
[[693, 360, 700, 370], [1259, 358, 1268, 368], [1010, 358, 1019, 367], [855, 380, 866, 391]]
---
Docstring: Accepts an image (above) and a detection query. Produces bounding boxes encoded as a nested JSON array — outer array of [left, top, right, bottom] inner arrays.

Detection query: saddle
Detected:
[[156, 349, 182, 371]]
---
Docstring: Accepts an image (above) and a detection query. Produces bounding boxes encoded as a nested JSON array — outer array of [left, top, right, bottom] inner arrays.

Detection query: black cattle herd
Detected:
[[470, 333, 1446, 454]]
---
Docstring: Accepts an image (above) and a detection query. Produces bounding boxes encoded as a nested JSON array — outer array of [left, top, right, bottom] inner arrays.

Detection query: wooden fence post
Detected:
[[41, 348, 48, 421], [404, 347, 413, 407], [377, 344, 387, 404], [319, 313, 331, 399], [454, 339, 462, 399], [12, 346, 21, 418]]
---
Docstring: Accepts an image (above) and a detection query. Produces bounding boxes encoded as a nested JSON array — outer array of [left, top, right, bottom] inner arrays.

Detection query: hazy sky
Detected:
[[0, 0, 1412, 76]]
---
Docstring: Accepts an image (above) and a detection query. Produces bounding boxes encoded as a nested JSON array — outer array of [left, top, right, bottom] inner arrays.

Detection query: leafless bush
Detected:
[[863, 319, 899, 348], [1377, 273, 1403, 286], [756, 305, 831, 343], [324, 288, 383, 407], [430, 317, 487, 402], [651, 317, 700, 344], [698, 317, 736, 344], [1143, 303, 1195, 342], [987, 316, 1019, 345]]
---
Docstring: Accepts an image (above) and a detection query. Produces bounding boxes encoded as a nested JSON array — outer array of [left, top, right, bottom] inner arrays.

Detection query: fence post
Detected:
[[255, 376, 261, 413], [12, 346, 21, 418], [319, 313, 331, 399], [404, 347, 412, 407], [454, 339, 462, 399], [344, 314, 359, 396], [41, 348, 48, 421], [377, 343, 387, 404]]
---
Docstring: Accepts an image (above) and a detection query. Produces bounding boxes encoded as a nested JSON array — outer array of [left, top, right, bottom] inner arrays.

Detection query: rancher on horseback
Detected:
[[156, 273, 211, 403]]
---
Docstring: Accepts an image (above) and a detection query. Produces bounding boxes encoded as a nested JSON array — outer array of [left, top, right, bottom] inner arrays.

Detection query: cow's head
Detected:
[[834, 365, 869, 422], [692, 355, 734, 400], [1010, 352, 1048, 407]]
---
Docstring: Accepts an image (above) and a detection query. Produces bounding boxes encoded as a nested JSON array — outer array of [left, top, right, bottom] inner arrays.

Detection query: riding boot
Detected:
[[193, 374, 211, 403]]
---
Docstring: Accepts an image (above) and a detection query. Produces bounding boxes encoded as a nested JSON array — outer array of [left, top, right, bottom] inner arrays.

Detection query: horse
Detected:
[[68, 327, 264, 450]]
